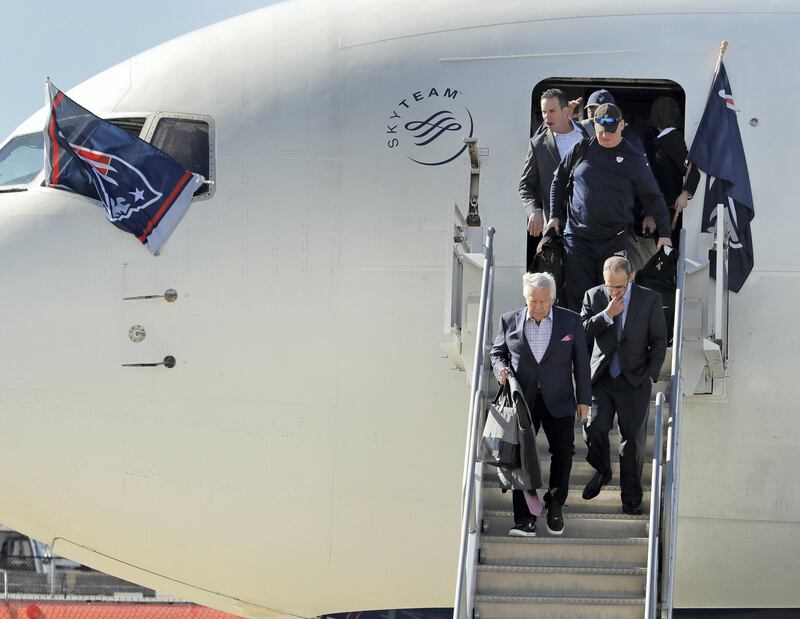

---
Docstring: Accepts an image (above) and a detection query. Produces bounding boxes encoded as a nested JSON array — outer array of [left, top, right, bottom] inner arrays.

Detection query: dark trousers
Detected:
[[584, 372, 652, 506], [563, 231, 629, 311], [512, 393, 575, 523]]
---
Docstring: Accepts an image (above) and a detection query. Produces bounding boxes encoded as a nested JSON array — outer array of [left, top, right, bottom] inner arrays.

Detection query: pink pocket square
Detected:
[[561, 334, 574, 342]]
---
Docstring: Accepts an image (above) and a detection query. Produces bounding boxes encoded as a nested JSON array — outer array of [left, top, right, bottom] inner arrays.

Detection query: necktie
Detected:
[[609, 313, 623, 378]]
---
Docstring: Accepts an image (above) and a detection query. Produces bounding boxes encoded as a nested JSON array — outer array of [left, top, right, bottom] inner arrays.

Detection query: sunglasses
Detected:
[[595, 117, 619, 125]]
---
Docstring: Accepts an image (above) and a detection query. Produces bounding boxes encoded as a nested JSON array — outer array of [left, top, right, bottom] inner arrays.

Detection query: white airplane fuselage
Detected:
[[1, 1, 799, 617]]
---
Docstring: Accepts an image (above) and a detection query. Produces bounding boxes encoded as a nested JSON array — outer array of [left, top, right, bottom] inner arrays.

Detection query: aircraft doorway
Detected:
[[524, 77, 686, 274]]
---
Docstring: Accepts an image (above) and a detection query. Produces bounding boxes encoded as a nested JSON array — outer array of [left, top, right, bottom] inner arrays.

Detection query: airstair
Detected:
[[472, 392, 664, 619], [452, 228, 691, 619]]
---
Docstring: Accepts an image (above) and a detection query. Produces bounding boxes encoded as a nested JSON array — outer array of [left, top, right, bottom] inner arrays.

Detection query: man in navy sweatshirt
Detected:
[[548, 103, 672, 311]]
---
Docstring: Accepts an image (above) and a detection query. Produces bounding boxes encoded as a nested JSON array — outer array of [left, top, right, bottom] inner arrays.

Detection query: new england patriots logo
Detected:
[[717, 89, 736, 111], [45, 81, 203, 254], [69, 144, 163, 221]]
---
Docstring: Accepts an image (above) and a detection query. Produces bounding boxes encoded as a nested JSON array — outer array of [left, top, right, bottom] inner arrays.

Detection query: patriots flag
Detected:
[[44, 81, 204, 254], [687, 61, 754, 293]]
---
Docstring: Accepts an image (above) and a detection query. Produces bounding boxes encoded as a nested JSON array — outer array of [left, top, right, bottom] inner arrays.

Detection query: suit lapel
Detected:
[[516, 308, 538, 365], [543, 130, 560, 165], [619, 285, 641, 341]]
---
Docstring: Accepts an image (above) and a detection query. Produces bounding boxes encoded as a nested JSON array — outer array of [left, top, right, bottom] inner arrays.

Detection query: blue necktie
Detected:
[[609, 313, 623, 378]]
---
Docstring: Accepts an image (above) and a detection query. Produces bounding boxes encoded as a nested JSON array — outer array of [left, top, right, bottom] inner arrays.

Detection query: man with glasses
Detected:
[[578, 89, 646, 154], [548, 103, 672, 311], [579, 257, 667, 515]]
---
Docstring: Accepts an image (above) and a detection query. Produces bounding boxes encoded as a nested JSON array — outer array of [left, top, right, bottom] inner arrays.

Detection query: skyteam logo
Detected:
[[70, 144, 163, 221], [385, 87, 474, 166]]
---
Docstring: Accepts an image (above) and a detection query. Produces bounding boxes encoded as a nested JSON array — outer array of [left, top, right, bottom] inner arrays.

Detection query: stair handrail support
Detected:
[[661, 227, 689, 617], [645, 391, 666, 619], [453, 227, 495, 619], [713, 204, 727, 351]]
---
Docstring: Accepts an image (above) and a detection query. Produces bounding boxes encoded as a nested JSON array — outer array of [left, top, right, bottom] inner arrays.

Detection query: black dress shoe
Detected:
[[582, 470, 612, 500], [622, 502, 643, 515]]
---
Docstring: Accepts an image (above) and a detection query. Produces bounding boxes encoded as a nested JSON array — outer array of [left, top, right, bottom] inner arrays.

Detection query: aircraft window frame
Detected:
[[0, 132, 45, 192], [529, 77, 686, 138], [0, 116, 148, 194], [526, 77, 687, 271], [142, 112, 216, 202]]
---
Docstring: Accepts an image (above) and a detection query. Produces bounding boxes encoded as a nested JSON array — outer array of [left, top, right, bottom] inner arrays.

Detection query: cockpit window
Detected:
[[0, 133, 44, 189], [0, 115, 213, 195], [0, 118, 145, 192], [150, 118, 212, 196]]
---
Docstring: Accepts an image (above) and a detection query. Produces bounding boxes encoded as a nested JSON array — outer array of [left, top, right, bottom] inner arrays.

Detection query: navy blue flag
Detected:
[[687, 61, 754, 293], [43, 81, 203, 254]]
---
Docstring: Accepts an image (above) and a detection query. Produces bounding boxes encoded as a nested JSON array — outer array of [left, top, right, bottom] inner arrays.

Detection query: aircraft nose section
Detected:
[[0, 189, 90, 371]]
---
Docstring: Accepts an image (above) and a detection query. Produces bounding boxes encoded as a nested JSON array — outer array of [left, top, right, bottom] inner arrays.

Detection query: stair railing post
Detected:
[[453, 227, 495, 619], [656, 228, 688, 618], [645, 392, 666, 618]]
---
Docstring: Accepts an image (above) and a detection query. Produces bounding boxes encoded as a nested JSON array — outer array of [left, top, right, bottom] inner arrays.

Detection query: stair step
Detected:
[[482, 460, 654, 486], [476, 564, 647, 598], [479, 535, 647, 568], [475, 594, 645, 619], [483, 510, 648, 539], [481, 483, 651, 514]]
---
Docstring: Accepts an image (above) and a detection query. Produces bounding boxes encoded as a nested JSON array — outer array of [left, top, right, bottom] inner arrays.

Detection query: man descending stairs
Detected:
[[474, 390, 665, 619]]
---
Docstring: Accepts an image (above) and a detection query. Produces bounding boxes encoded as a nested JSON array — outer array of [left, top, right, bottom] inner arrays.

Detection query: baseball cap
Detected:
[[586, 89, 615, 109], [593, 103, 622, 132]]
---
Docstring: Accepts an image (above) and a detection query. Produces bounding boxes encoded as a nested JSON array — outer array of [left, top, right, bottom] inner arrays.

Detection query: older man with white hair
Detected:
[[490, 272, 591, 537]]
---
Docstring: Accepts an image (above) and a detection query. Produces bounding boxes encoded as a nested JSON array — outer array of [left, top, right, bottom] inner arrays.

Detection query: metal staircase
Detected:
[[473, 392, 664, 619], [453, 229, 688, 619]]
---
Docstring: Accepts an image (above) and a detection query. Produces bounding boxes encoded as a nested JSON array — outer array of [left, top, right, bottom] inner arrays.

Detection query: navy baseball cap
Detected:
[[594, 103, 623, 132], [586, 89, 615, 109]]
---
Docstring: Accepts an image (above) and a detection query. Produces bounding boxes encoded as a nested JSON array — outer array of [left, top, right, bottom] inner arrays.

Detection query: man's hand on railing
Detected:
[[673, 190, 690, 219]]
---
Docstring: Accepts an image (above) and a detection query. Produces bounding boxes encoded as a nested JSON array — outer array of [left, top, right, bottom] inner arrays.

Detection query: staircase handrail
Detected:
[[644, 390, 666, 618], [646, 227, 689, 618], [453, 226, 495, 619], [659, 227, 688, 617]]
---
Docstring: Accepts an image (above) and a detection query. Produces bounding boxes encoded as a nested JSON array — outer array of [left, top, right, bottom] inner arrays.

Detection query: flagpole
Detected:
[[706, 40, 728, 98], [713, 40, 728, 77], [710, 41, 729, 333], [44, 78, 50, 183]]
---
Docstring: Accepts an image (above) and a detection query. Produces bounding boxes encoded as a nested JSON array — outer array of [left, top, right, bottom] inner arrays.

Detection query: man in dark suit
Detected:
[[519, 88, 589, 270], [491, 272, 591, 537], [580, 256, 668, 514]]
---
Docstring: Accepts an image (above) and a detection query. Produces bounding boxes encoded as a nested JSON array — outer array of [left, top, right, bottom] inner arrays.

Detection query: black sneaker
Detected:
[[546, 502, 564, 536], [508, 519, 537, 537]]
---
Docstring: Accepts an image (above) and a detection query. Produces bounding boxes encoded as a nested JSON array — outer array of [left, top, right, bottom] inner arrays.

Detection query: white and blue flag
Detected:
[[44, 81, 204, 254]]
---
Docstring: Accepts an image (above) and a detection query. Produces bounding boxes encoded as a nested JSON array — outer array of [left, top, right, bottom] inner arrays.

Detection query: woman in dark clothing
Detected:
[[648, 96, 700, 245]]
